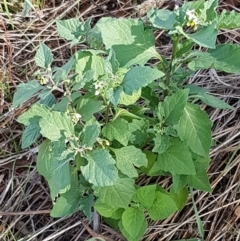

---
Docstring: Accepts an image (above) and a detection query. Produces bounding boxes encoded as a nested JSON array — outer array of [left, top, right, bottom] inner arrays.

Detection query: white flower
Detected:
[[186, 9, 200, 25]]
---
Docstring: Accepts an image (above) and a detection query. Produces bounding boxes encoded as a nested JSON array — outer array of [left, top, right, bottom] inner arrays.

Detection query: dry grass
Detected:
[[0, 0, 240, 240]]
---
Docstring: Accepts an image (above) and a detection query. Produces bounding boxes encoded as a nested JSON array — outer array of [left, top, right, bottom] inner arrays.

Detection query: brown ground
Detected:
[[0, 1, 240, 240]]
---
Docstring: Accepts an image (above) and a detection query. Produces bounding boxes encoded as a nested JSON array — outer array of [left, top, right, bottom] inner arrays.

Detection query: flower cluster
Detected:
[[186, 9, 200, 30], [93, 80, 106, 96]]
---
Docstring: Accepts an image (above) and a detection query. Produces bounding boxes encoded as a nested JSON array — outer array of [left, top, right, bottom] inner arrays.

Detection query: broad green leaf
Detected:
[[147, 9, 176, 30], [80, 124, 100, 147], [152, 134, 171, 154], [75, 50, 105, 80], [73, 70, 94, 90], [188, 170, 211, 192], [172, 175, 188, 192], [39, 111, 74, 141], [106, 87, 123, 106], [94, 177, 135, 209], [94, 199, 124, 219], [218, 10, 240, 29], [12, 80, 44, 108], [176, 23, 217, 49], [51, 170, 81, 217], [197, 93, 233, 110], [188, 44, 240, 73], [77, 98, 103, 121], [158, 89, 189, 125], [107, 48, 119, 74], [35, 43, 53, 68], [37, 139, 72, 200], [79, 194, 94, 220], [175, 103, 212, 158], [21, 117, 41, 148], [113, 146, 148, 178], [122, 66, 164, 95], [102, 118, 130, 146], [148, 191, 178, 220], [149, 138, 196, 176], [18, 104, 74, 141], [176, 40, 195, 58], [91, 17, 159, 67], [140, 150, 157, 175], [170, 186, 188, 210], [38, 92, 55, 107], [121, 207, 147, 240], [129, 119, 149, 146], [132, 185, 156, 209], [56, 18, 81, 41], [81, 149, 118, 187]]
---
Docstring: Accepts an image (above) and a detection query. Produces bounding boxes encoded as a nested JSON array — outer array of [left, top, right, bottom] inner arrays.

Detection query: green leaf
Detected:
[[140, 150, 157, 175], [188, 44, 240, 73], [94, 199, 124, 219], [102, 118, 130, 146], [77, 98, 103, 121], [147, 9, 176, 30], [218, 10, 240, 29], [118, 89, 141, 106], [176, 40, 195, 58], [94, 177, 135, 209], [149, 138, 196, 176], [152, 134, 171, 154], [158, 89, 189, 125], [188, 170, 211, 192], [37, 139, 72, 200], [35, 43, 53, 68], [12, 80, 44, 108], [80, 124, 100, 147], [129, 119, 149, 146], [172, 175, 188, 192], [79, 194, 94, 220], [121, 207, 147, 240], [90, 17, 159, 67], [176, 23, 217, 49], [132, 185, 157, 209], [170, 186, 188, 210], [148, 191, 178, 220], [122, 66, 164, 95], [18, 104, 74, 141], [175, 103, 212, 158], [21, 117, 41, 148], [56, 18, 81, 41], [81, 149, 118, 187], [51, 170, 81, 217], [197, 93, 233, 110], [73, 70, 94, 90], [113, 146, 148, 178]]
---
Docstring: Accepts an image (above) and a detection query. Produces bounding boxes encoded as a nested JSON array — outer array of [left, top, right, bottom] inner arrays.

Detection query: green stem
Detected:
[[105, 103, 111, 123], [164, 35, 180, 98]]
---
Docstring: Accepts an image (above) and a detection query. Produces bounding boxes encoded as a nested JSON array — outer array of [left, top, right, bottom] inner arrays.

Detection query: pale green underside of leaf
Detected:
[[122, 207, 147, 239], [218, 10, 240, 29], [81, 149, 118, 187], [35, 43, 53, 68], [148, 191, 178, 220], [113, 146, 148, 178], [12, 80, 44, 108], [122, 66, 164, 95], [175, 103, 212, 158], [94, 177, 135, 209], [188, 44, 240, 73], [37, 139, 72, 200], [102, 118, 130, 146], [149, 138, 196, 176]]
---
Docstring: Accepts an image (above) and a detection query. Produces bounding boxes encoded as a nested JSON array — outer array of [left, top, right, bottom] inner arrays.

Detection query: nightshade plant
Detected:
[[12, 0, 240, 240]]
